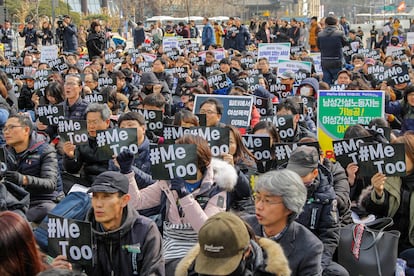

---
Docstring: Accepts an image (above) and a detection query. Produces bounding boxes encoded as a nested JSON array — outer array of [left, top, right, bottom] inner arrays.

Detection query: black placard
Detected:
[[242, 135, 272, 161], [273, 141, 320, 165], [48, 214, 92, 266], [84, 92, 108, 104], [260, 115, 295, 141], [332, 136, 374, 167], [358, 143, 406, 176], [137, 109, 164, 131], [37, 105, 64, 126], [207, 73, 229, 91], [48, 57, 69, 72], [95, 128, 138, 160], [150, 144, 198, 180], [58, 120, 89, 145]]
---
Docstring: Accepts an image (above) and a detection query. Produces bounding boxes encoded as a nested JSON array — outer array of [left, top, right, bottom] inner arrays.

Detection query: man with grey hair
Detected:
[[244, 169, 323, 276], [63, 103, 112, 190]]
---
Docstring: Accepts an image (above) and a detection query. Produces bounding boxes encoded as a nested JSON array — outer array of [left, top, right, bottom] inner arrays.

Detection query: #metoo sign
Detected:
[[150, 144, 198, 180], [358, 143, 406, 176], [48, 214, 92, 266]]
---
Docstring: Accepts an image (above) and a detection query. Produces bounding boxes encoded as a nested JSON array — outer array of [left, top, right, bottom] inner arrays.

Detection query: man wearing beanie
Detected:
[[85, 171, 164, 275], [317, 16, 347, 85]]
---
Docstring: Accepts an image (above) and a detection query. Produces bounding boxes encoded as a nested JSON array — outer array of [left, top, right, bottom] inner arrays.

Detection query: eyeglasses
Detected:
[[253, 194, 284, 206], [3, 125, 23, 133], [64, 82, 79, 86], [87, 119, 103, 126], [199, 109, 218, 115]]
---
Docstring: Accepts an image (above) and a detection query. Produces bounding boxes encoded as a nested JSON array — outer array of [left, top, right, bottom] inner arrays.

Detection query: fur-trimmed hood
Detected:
[[210, 157, 238, 192], [175, 237, 291, 276]]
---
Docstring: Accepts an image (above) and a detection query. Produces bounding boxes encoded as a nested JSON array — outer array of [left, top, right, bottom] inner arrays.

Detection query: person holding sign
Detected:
[[362, 132, 414, 262], [85, 171, 164, 275], [63, 103, 111, 188], [131, 134, 238, 274], [111, 112, 154, 189], [0, 211, 73, 275], [276, 98, 316, 142], [199, 98, 226, 127], [386, 84, 414, 134], [3, 114, 58, 223]]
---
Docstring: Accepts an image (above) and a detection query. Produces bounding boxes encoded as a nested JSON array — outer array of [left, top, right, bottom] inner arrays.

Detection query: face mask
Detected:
[[300, 86, 312, 97]]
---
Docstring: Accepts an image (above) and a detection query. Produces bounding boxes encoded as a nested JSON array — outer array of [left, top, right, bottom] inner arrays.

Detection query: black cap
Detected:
[[87, 171, 129, 194]]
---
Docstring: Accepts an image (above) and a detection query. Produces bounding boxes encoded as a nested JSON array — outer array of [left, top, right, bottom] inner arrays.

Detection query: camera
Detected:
[[57, 16, 64, 29]]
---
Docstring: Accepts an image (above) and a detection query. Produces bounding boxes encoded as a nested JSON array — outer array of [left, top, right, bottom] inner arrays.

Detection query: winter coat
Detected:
[[256, 28, 270, 43], [245, 217, 323, 276], [309, 22, 320, 48], [86, 205, 165, 276], [130, 158, 237, 230], [322, 158, 352, 226], [202, 23, 216, 48], [86, 31, 106, 59], [63, 136, 110, 186], [233, 25, 251, 52], [59, 24, 78, 53], [133, 26, 146, 47], [317, 26, 347, 69], [363, 174, 414, 251], [60, 97, 88, 120], [19, 27, 37, 47], [5, 131, 58, 202], [296, 164, 340, 269], [18, 85, 35, 111], [175, 237, 291, 276], [386, 98, 414, 134], [38, 27, 53, 46]]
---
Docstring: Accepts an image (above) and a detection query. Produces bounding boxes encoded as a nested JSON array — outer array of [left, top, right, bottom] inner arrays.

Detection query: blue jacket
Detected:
[[386, 99, 414, 134], [19, 27, 37, 47], [5, 131, 58, 202], [61, 24, 78, 53], [202, 23, 216, 48], [233, 25, 251, 52]]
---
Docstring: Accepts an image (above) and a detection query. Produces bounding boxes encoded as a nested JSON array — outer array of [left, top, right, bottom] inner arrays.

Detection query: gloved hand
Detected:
[[4, 171, 24, 185], [170, 178, 189, 198], [117, 149, 135, 174]]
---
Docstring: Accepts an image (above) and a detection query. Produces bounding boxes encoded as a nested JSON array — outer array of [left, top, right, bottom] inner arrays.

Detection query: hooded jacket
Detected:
[[85, 205, 164, 276], [296, 164, 339, 269], [86, 30, 105, 59], [175, 237, 291, 276], [5, 131, 58, 202]]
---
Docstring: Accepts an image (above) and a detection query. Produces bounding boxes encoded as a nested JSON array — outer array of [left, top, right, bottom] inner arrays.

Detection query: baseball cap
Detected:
[[286, 145, 319, 177], [194, 212, 250, 275], [279, 70, 296, 80], [87, 171, 129, 194]]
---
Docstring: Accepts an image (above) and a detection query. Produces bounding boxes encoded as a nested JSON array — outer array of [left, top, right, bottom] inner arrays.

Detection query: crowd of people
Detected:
[[1, 12, 414, 275]]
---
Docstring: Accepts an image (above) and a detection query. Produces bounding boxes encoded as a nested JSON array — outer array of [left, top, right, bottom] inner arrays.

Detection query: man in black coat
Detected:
[[317, 16, 347, 85]]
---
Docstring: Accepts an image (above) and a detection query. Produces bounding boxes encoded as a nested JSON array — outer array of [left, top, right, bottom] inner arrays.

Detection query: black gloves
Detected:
[[170, 178, 189, 198], [4, 171, 24, 185], [117, 149, 135, 174]]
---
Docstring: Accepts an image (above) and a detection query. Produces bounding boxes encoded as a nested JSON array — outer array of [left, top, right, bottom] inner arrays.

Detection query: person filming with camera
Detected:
[[56, 15, 78, 53]]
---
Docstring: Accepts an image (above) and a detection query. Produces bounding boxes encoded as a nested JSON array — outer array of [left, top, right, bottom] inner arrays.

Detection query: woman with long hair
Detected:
[[0, 211, 47, 275]]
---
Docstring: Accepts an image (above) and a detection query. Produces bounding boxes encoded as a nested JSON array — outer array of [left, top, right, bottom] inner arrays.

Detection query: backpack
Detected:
[[34, 191, 91, 253]]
